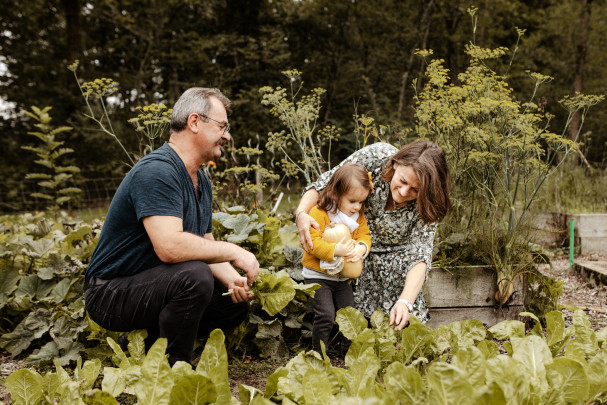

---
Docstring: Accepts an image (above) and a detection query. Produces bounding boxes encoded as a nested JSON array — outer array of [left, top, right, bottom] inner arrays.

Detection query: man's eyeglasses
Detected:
[[201, 114, 230, 135]]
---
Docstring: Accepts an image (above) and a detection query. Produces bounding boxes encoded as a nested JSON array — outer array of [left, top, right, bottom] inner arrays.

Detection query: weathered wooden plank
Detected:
[[423, 266, 525, 308], [427, 305, 525, 328]]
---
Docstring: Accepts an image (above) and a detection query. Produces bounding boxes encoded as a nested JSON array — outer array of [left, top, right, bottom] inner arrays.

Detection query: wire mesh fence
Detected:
[[0, 177, 123, 214]]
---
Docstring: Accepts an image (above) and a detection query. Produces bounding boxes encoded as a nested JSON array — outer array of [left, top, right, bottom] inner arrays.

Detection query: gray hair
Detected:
[[170, 87, 231, 133]]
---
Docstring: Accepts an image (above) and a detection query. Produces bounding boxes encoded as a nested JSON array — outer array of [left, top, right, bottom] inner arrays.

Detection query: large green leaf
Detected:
[[586, 351, 607, 402], [195, 329, 231, 404], [398, 321, 433, 365], [335, 306, 369, 341], [488, 320, 525, 340], [253, 270, 296, 316], [302, 368, 333, 404], [101, 366, 127, 397], [0, 308, 52, 355], [452, 346, 486, 387], [383, 361, 426, 404], [426, 362, 476, 405], [342, 346, 380, 398], [545, 310, 567, 354], [5, 369, 44, 405], [571, 310, 598, 359], [447, 319, 486, 351], [511, 335, 552, 398], [263, 366, 288, 399], [134, 338, 172, 405], [546, 357, 589, 404], [170, 374, 217, 404], [485, 355, 531, 403], [82, 390, 120, 404], [344, 328, 375, 366], [0, 266, 20, 299], [476, 340, 500, 359], [75, 357, 102, 392]]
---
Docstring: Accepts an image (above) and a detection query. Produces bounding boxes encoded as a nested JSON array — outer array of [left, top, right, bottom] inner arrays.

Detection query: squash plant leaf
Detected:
[[0, 308, 52, 356]]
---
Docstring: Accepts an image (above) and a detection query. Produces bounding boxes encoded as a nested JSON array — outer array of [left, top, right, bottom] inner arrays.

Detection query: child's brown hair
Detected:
[[318, 163, 373, 214]]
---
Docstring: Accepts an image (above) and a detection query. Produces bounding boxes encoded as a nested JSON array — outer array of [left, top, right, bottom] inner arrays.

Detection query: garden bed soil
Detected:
[[1, 254, 606, 403]]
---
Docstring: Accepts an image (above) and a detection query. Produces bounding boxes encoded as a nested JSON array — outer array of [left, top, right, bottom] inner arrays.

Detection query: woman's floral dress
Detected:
[[306, 142, 436, 322]]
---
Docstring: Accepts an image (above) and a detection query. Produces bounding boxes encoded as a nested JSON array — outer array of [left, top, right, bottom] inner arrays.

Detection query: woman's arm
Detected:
[[390, 261, 427, 331], [295, 188, 320, 252]]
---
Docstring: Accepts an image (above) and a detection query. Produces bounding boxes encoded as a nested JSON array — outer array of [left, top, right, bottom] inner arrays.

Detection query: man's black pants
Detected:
[[84, 261, 249, 365]]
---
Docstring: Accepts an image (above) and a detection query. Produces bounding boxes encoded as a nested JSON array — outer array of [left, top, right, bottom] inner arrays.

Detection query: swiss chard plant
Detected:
[[6, 309, 605, 404]]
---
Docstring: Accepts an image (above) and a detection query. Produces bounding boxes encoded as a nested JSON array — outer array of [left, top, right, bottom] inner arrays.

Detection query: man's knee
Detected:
[[176, 261, 214, 296]]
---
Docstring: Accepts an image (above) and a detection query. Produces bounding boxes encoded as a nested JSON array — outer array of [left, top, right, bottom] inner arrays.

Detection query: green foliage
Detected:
[[21, 106, 82, 211], [0, 212, 98, 364], [260, 69, 341, 184], [246, 269, 319, 317], [256, 308, 607, 404], [210, 142, 280, 209], [69, 60, 173, 166], [416, 12, 604, 305], [212, 206, 299, 268], [127, 103, 173, 157], [535, 165, 607, 214]]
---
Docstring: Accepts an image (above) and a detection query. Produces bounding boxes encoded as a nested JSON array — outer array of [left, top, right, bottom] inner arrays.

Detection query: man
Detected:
[[84, 88, 259, 366]]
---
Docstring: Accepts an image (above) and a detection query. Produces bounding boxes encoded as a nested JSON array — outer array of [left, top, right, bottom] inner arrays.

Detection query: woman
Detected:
[[295, 140, 450, 331]]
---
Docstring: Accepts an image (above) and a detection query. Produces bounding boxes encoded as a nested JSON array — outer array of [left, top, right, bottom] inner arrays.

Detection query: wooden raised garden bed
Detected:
[[423, 266, 526, 328]]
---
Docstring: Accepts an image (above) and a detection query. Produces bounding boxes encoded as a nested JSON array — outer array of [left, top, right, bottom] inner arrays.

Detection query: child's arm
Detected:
[[345, 215, 371, 262], [307, 208, 353, 261]]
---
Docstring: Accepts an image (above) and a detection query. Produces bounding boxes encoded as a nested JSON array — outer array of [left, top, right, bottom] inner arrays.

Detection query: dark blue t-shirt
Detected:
[[86, 143, 213, 279]]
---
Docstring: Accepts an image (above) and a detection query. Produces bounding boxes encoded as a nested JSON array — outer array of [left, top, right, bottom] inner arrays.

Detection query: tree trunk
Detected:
[[61, 0, 81, 62], [570, 0, 591, 144], [397, 0, 435, 121]]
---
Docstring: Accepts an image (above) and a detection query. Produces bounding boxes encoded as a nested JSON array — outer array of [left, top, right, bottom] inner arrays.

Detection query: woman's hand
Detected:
[[296, 211, 320, 253], [390, 301, 410, 331]]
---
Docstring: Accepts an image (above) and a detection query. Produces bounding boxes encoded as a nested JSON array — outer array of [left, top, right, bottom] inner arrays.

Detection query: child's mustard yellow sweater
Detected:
[[301, 206, 371, 273]]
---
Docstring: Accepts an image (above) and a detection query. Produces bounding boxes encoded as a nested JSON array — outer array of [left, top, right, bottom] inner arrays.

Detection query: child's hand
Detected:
[[334, 238, 356, 257], [344, 243, 366, 262]]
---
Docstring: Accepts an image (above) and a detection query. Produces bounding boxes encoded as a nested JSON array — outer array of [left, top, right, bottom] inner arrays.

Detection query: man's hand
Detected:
[[228, 277, 254, 303], [296, 211, 320, 253], [232, 248, 260, 287]]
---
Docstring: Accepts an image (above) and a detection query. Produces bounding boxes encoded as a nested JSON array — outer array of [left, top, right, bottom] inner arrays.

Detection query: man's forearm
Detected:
[[154, 230, 240, 264]]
